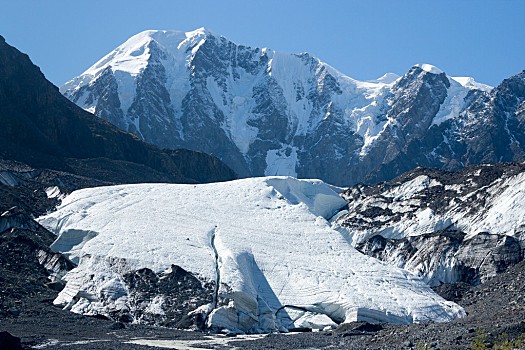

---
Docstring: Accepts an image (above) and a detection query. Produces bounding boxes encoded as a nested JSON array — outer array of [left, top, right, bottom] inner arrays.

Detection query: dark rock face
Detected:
[[337, 162, 525, 285], [0, 331, 23, 350], [62, 30, 525, 186], [0, 35, 236, 185], [460, 72, 525, 164], [0, 224, 73, 315], [0, 160, 104, 318], [118, 265, 214, 329], [165, 149, 237, 184], [357, 230, 524, 286]]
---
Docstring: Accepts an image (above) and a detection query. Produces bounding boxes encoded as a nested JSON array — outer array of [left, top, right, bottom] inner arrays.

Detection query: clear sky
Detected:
[[1, 0, 524, 87]]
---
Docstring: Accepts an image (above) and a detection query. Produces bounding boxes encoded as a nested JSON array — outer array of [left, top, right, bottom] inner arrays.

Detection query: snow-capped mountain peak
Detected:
[[450, 76, 493, 92], [61, 28, 522, 186], [64, 29, 210, 81]]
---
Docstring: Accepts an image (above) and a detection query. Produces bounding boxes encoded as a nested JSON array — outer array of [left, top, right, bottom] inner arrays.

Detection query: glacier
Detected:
[[38, 177, 464, 332], [335, 164, 525, 285]]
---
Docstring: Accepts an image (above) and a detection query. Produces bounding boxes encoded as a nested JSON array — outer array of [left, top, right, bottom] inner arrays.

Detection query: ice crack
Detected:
[[207, 225, 221, 323]]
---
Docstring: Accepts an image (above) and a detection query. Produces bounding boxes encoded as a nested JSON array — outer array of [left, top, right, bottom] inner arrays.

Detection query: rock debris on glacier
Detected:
[[335, 163, 525, 286]]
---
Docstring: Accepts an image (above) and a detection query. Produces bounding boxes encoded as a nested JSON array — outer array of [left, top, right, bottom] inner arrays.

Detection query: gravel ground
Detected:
[[1, 260, 524, 349]]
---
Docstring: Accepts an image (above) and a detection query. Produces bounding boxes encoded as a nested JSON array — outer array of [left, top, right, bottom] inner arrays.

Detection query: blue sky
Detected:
[[1, 0, 523, 86]]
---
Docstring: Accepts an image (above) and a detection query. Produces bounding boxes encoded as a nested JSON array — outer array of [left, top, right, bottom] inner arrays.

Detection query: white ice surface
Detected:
[[414, 63, 444, 74], [450, 76, 493, 92], [38, 177, 463, 332]]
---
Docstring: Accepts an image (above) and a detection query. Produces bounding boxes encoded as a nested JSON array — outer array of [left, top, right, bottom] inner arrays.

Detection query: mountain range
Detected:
[[62, 28, 525, 186]]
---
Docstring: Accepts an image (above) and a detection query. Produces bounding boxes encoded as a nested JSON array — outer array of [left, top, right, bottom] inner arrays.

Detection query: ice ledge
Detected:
[[37, 177, 465, 332], [265, 177, 347, 219]]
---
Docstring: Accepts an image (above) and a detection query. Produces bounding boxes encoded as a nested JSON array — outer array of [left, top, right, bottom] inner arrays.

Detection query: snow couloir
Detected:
[[38, 177, 464, 332]]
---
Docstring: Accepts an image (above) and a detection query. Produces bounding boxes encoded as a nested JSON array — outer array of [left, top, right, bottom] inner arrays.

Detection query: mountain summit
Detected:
[[62, 29, 525, 185]]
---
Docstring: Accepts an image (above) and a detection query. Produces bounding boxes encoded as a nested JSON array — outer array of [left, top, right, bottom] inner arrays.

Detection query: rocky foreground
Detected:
[[1, 259, 524, 349]]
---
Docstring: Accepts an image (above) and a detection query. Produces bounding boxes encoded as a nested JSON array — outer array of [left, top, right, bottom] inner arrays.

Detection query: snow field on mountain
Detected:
[[38, 177, 464, 332]]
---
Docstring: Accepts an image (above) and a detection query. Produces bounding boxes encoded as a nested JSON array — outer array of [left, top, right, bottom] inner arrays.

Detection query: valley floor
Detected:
[[2, 260, 525, 350]]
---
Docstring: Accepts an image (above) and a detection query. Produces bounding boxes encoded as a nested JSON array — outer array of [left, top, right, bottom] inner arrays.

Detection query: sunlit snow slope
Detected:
[[38, 177, 464, 332]]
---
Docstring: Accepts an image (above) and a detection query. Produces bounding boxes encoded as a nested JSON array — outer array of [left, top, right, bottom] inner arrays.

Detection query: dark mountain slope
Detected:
[[0, 35, 236, 184]]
